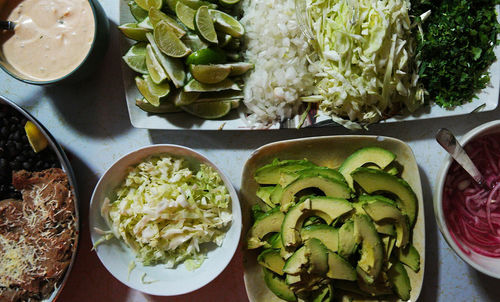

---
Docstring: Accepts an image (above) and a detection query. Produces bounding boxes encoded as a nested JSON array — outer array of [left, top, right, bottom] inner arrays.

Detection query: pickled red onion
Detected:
[[443, 134, 500, 257]]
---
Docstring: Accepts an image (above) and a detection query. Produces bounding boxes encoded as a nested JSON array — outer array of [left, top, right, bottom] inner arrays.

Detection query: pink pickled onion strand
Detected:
[[443, 134, 500, 257]]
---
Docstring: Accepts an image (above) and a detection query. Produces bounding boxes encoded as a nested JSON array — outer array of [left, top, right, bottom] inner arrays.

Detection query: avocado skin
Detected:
[[387, 261, 411, 301], [263, 268, 297, 302]]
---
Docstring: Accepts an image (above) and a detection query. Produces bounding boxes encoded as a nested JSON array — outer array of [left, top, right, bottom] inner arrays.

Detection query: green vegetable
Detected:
[[101, 156, 232, 270], [412, 0, 500, 108]]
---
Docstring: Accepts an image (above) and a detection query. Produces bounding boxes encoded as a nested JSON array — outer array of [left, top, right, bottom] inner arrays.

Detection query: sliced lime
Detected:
[[146, 44, 168, 83], [118, 23, 151, 41], [182, 34, 208, 52], [146, 32, 186, 87], [149, 7, 186, 38], [175, 1, 196, 30], [136, 98, 182, 113], [128, 0, 148, 22], [190, 64, 231, 84], [194, 90, 243, 102], [25, 121, 48, 153], [138, 17, 154, 29], [227, 62, 254, 76], [173, 91, 201, 106], [144, 74, 170, 97], [185, 48, 226, 65], [123, 42, 148, 74], [195, 6, 218, 44], [219, 0, 240, 5], [182, 101, 232, 119], [181, 0, 217, 10], [135, 0, 162, 11], [184, 78, 240, 92], [209, 9, 244, 38], [165, 0, 178, 11], [136, 76, 160, 106], [154, 20, 192, 58]]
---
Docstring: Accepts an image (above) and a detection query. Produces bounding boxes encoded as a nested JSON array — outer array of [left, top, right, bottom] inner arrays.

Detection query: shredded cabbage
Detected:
[[306, 0, 425, 128], [101, 156, 232, 270]]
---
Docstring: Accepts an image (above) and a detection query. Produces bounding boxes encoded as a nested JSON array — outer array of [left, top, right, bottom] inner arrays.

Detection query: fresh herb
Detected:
[[412, 0, 500, 108]]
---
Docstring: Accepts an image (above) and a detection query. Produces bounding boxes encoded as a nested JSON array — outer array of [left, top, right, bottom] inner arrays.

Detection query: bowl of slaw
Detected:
[[435, 120, 500, 279], [89, 144, 242, 295]]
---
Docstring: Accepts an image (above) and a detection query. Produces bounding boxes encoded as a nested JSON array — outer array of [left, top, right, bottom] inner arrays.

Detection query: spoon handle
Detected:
[[436, 128, 487, 187], [0, 21, 16, 31]]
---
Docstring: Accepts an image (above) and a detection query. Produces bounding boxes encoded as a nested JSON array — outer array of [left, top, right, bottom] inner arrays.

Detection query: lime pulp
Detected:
[[123, 42, 148, 74], [194, 6, 218, 44]]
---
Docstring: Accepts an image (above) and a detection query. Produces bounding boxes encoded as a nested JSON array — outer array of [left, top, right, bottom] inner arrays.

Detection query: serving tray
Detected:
[[240, 136, 425, 302], [120, 2, 500, 130]]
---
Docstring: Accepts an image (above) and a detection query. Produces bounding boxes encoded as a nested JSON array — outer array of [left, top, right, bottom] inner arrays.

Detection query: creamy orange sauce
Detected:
[[0, 0, 95, 81]]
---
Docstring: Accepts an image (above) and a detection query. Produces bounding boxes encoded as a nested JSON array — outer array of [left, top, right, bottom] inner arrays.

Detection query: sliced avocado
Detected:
[[387, 261, 411, 301], [351, 168, 418, 226], [339, 147, 396, 189], [279, 175, 351, 212], [289, 274, 329, 294], [358, 194, 395, 205], [334, 280, 367, 296], [255, 159, 316, 184], [338, 220, 357, 258], [311, 284, 334, 302], [354, 196, 396, 236], [381, 235, 396, 262], [258, 249, 286, 275], [303, 216, 326, 227], [296, 167, 346, 183], [357, 271, 393, 297], [263, 268, 297, 302], [281, 197, 353, 248], [285, 273, 302, 285], [362, 200, 410, 248], [301, 224, 339, 252], [251, 204, 265, 221], [247, 207, 284, 249], [283, 245, 309, 275], [354, 214, 383, 284], [256, 186, 276, 208], [375, 223, 396, 236], [384, 162, 403, 176], [326, 252, 356, 281], [270, 184, 284, 205], [305, 238, 329, 275], [266, 232, 282, 248], [279, 171, 301, 187], [397, 244, 420, 272]]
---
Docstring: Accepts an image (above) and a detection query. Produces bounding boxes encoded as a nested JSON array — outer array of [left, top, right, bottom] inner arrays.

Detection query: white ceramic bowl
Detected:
[[89, 144, 242, 295], [434, 120, 500, 279]]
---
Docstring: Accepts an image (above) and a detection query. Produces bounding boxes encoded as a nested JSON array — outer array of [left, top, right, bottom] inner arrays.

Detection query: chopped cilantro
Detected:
[[412, 0, 500, 108]]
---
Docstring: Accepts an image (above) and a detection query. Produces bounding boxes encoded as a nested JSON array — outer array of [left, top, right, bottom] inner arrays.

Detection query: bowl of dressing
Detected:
[[0, 0, 109, 84]]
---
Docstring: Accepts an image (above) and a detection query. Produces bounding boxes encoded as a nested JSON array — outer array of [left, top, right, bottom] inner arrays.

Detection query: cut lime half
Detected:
[[184, 78, 240, 92], [175, 1, 196, 30], [154, 20, 192, 58], [149, 7, 186, 38], [123, 42, 148, 74], [209, 9, 244, 38], [119, 23, 151, 41], [181, 101, 232, 119], [135, 0, 162, 11], [146, 44, 169, 83], [190, 64, 231, 84], [195, 6, 218, 44]]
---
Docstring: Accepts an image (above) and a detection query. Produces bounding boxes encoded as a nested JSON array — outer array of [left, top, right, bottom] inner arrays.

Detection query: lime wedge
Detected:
[[190, 64, 231, 84], [182, 34, 208, 52], [24, 121, 48, 153], [180, 0, 216, 9], [123, 42, 148, 74], [227, 62, 254, 76], [136, 98, 182, 113], [184, 78, 240, 92], [173, 91, 201, 106], [138, 17, 154, 29], [154, 20, 192, 58], [146, 44, 169, 83], [135, 0, 162, 10], [118, 23, 151, 41], [128, 0, 148, 22], [149, 7, 186, 37], [136, 76, 160, 106], [209, 9, 244, 38], [194, 90, 243, 102], [219, 0, 240, 5], [195, 6, 218, 44], [144, 74, 170, 97], [146, 32, 186, 87], [175, 1, 196, 30], [185, 47, 226, 65], [182, 101, 232, 119]]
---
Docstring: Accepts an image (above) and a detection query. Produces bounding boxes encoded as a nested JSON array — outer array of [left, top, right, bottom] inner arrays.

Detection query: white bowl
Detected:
[[89, 144, 242, 295], [434, 120, 500, 279]]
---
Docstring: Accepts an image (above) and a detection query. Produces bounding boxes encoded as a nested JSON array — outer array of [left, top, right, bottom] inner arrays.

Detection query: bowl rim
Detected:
[[0, 0, 101, 85], [434, 119, 500, 279], [89, 143, 242, 296], [0, 95, 80, 301]]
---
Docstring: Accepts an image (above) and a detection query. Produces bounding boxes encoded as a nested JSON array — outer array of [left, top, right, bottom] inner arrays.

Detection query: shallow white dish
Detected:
[[434, 120, 500, 279], [89, 144, 242, 296], [119, 2, 499, 130]]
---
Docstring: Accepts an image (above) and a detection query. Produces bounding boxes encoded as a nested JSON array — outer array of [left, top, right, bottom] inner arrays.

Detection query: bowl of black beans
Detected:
[[0, 96, 75, 200]]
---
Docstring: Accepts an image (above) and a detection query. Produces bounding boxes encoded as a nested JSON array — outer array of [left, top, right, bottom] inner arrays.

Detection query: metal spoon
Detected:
[[0, 21, 16, 31], [436, 128, 489, 189]]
